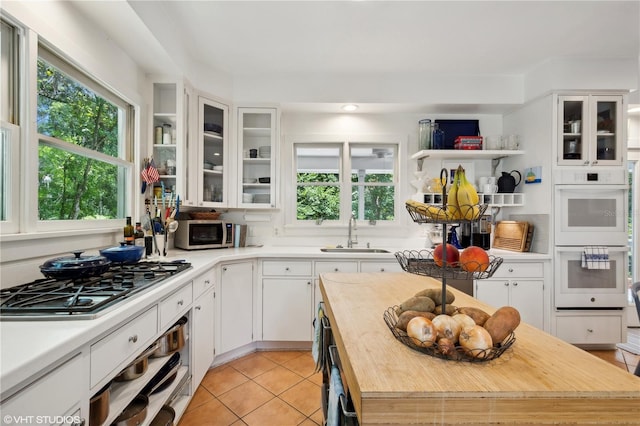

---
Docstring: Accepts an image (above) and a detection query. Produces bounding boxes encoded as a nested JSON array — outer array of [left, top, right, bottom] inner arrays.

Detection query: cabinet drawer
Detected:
[[193, 271, 214, 299], [360, 261, 403, 273], [556, 314, 622, 344], [263, 260, 313, 276], [315, 261, 358, 274], [490, 262, 543, 279], [90, 306, 158, 387], [3, 354, 84, 419], [159, 282, 193, 330]]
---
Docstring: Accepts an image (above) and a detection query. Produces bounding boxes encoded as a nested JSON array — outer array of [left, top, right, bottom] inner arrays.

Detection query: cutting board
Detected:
[[492, 221, 534, 252]]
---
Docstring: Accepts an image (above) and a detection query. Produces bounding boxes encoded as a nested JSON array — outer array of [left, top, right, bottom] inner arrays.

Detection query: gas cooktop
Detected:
[[0, 260, 191, 321]]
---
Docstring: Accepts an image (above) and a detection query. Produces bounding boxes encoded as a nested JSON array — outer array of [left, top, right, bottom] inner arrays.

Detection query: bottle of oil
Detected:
[[134, 222, 145, 247], [124, 216, 134, 245]]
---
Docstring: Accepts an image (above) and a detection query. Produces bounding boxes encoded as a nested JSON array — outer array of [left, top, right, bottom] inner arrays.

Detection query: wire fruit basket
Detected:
[[395, 250, 503, 280], [383, 306, 515, 362]]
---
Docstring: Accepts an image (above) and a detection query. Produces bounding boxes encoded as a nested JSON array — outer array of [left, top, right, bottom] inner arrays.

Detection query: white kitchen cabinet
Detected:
[[475, 261, 545, 330], [151, 80, 190, 204], [557, 94, 624, 166], [262, 278, 313, 341], [237, 107, 279, 208], [261, 260, 314, 341], [555, 311, 623, 345], [191, 95, 230, 207], [359, 260, 403, 273], [192, 287, 215, 388], [1, 353, 86, 426], [218, 261, 254, 354]]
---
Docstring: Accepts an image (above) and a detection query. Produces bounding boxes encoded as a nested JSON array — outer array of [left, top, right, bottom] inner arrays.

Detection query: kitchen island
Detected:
[[319, 272, 639, 425]]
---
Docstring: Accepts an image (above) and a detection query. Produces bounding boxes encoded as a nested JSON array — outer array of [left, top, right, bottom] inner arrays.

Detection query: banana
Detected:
[[405, 200, 449, 220], [455, 165, 481, 220], [446, 168, 461, 219]]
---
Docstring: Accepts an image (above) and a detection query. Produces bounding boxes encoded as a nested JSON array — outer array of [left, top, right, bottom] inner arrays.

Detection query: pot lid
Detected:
[[40, 251, 110, 271], [100, 242, 144, 254]]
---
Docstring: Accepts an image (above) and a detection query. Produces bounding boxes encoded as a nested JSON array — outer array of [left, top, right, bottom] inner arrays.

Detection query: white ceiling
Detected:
[[73, 1, 640, 110]]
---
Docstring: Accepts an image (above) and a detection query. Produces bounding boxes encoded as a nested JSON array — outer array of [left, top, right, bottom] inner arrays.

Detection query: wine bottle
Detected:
[[124, 216, 134, 245]]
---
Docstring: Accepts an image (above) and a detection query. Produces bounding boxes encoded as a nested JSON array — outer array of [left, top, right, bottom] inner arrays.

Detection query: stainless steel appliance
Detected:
[[174, 219, 234, 250], [0, 260, 191, 320], [554, 168, 628, 310]]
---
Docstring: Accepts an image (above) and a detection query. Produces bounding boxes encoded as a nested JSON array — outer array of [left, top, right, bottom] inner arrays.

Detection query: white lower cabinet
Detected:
[[359, 260, 403, 273], [263, 278, 313, 341], [219, 261, 254, 354], [475, 261, 545, 330], [192, 287, 215, 387], [555, 312, 623, 345], [2, 353, 86, 426]]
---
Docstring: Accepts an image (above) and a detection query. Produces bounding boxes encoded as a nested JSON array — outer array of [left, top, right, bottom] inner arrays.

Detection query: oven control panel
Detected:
[[555, 168, 626, 185]]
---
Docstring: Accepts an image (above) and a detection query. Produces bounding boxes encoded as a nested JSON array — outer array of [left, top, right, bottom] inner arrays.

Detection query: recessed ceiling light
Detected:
[[341, 104, 359, 112]]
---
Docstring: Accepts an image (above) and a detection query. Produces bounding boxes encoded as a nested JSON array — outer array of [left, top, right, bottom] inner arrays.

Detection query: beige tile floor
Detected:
[[179, 329, 640, 426]]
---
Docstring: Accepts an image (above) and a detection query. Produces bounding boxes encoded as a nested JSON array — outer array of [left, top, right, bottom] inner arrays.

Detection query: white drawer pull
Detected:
[[285, 267, 290, 271], [508, 268, 514, 273], [129, 335, 138, 343]]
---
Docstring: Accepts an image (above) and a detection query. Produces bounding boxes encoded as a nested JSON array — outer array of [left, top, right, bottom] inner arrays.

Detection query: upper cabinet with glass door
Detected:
[[195, 96, 229, 207], [557, 94, 624, 167], [151, 81, 188, 203], [237, 107, 278, 208]]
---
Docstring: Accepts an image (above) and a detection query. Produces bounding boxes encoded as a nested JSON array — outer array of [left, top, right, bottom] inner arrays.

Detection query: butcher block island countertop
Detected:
[[319, 272, 640, 425]]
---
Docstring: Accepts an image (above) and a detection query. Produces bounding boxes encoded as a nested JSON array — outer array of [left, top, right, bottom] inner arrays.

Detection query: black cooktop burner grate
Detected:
[[0, 260, 191, 320]]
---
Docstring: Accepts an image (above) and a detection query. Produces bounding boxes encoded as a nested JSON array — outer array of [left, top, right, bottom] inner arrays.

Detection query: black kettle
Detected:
[[497, 170, 522, 193]]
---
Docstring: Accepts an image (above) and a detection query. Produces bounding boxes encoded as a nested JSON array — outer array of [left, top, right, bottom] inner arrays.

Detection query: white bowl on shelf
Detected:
[[242, 193, 254, 203], [243, 178, 257, 184], [253, 194, 270, 203]]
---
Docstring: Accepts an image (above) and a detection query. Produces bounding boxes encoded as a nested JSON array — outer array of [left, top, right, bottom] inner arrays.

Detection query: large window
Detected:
[[295, 141, 397, 223], [36, 48, 133, 223]]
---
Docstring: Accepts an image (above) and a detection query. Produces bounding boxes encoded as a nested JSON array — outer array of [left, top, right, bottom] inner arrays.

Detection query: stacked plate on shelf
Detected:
[[258, 146, 271, 158]]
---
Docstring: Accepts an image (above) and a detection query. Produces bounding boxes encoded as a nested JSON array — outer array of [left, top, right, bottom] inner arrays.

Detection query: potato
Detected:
[[434, 304, 457, 315], [455, 306, 491, 326], [414, 288, 455, 306], [395, 296, 436, 315], [395, 310, 436, 331], [483, 306, 521, 344]]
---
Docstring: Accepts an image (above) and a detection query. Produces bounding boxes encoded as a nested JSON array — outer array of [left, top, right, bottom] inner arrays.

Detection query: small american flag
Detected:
[[141, 158, 160, 184]]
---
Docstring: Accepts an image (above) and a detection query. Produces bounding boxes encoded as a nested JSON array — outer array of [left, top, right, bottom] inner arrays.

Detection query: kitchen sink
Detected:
[[320, 247, 390, 253]]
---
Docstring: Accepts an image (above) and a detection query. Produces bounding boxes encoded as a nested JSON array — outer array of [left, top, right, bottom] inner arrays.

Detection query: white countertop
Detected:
[[0, 245, 550, 399]]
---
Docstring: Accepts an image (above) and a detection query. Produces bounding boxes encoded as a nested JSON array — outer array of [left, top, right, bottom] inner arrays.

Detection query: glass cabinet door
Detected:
[[198, 96, 229, 206], [559, 97, 587, 165], [593, 97, 620, 164], [238, 107, 278, 207]]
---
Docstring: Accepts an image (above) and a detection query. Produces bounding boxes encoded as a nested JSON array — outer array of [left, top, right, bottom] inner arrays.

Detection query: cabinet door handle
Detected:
[[195, 306, 202, 310], [380, 268, 385, 272], [512, 282, 518, 286], [285, 267, 290, 271], [204, 279, 210, 285], [592, 160, 598, 165], [587, 328, 594, 333], [334, 268, 339, 272], [129, 335, 138, 343], [504, 282, 509, 286], [307, 281, 311, 285], [223, 267, 227, 272], [508, 268, 514, 273], [177, 300, 184, 306]]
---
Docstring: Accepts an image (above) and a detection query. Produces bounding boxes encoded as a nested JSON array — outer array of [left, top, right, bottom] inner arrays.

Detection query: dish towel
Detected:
[[312, 302, 324, 371], [327, 365, 345, 426], [582, 246, 610, 269]]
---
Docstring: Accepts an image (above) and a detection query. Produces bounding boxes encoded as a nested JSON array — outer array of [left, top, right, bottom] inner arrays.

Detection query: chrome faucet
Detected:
[[347, 213, 358, 248]]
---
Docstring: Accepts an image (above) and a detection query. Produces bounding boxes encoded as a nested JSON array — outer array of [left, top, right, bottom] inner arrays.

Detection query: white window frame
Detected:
[[0, 121, 20, 234], [29, 44, 134, 233], [288, 134, 401, 229]]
